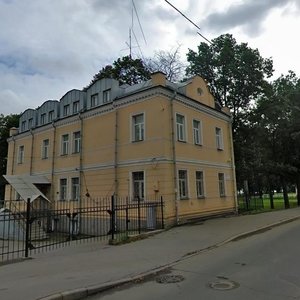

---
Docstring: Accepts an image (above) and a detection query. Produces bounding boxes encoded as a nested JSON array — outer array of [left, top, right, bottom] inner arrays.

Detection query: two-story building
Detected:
[[4, 72, 237, 225]]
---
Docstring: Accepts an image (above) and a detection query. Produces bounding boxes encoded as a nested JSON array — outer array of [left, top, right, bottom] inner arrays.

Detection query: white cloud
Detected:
[[0, 0, 300, 115]]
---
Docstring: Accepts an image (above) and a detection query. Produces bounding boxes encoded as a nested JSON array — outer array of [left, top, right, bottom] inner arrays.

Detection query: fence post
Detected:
[[111, 195, 115, 240], [160, 196, 164, 229], [137, 196, 141, 234], [126, 197, 129, 234], [25, 198, 31, 258]]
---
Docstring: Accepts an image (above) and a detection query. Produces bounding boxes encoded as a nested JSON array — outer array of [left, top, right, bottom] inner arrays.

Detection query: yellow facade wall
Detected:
[[5, 74, 237, 225]]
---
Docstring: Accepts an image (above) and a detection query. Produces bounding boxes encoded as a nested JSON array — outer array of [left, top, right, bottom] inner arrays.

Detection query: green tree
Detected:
[[86, 55, 151, 88], [186, 34, 273, 130], [0, 114, 20, 200], [254, 71, 300, 208]]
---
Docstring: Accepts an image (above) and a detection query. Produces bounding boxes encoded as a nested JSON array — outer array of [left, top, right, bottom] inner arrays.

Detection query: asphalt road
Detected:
[[88, 219, 300, 300]]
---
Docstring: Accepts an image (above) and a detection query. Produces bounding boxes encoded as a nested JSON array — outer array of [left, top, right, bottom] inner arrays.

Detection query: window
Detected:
[[41, 113, 46, 125], [73, 101, 80, 114], [196, 171, 204, 198], [218, 173, 226, 197], [21, 121, 26, 132], [132, 171, 144, 200], [42, 139, 50, 159], [48, 110, 54, 122], [178, 170, 188, 199], [91, 94, 98, 107], [103, 89, 111, 103], [215, 127, 224, 150], [60, 178, 67, 201], [18, 145, 24, 164], [176, 114, 186, 142], [73, 131, 81, 153], [63, 104, 70, 116], [28, 118, 33, 129], [132, 113, 144, 142], [193, 119, 202, 145], [71, 177, 80, 201], [61, 134, 69, 155]]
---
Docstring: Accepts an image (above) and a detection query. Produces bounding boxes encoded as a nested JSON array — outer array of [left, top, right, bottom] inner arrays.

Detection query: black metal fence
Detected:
[[238, 194, 264, 212], [0, 196, 164, 263]]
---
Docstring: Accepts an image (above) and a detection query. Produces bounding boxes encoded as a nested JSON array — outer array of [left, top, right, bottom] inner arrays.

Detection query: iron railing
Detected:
[[0, 196, 164, 263]]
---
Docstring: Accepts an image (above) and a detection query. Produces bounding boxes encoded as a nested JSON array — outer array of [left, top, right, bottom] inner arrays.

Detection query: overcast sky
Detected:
[[1, 0, 300, 115]]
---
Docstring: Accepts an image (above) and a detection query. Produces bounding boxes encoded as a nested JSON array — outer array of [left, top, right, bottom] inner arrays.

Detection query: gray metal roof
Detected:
[[4, 175, 50, 202]]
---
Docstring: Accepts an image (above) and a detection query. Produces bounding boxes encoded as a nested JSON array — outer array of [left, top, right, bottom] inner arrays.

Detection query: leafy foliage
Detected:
[[186, 34, 274, 130], [86, 56, 151, 88], [0, 114, 20, 199]]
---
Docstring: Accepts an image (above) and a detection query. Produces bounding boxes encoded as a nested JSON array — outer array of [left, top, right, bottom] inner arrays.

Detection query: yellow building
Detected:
[[4, 72, 237, 226]]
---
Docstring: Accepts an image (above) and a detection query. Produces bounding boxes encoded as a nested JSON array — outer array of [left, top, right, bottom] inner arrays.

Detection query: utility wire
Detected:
[[164, 0, 212, 45], [132, 0, 147, 45]]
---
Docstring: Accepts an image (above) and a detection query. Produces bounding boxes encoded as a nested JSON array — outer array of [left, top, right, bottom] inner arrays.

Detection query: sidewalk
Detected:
[[1, 208, 300, 300]]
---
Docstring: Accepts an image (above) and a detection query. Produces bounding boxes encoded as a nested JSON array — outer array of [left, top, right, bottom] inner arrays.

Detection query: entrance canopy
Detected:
[[4, 175, 50, 202]]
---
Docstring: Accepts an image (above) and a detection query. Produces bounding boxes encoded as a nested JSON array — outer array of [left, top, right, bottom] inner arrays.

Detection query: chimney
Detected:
[[9, 127, 19, 137], [151, 72, 166, 86]]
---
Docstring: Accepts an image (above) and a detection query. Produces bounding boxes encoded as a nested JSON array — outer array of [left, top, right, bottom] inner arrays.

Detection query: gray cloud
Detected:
[[202, 0, 297, 36], [0, 0, 299, 115]]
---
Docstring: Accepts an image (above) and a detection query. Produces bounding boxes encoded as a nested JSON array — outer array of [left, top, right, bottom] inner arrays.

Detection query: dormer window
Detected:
[[28, 118, 33, 129], [63, 104, 70, 116], [73, 101, 80, 114], [91, 94, 98, 107], [103, 89, 111, 103], [49, 110, 54, 122], [21, 121, 26, 132], [41, 113, 46, 125]]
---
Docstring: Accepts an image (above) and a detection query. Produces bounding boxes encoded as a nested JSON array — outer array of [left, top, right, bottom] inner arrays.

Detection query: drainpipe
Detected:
[[51, 122, 56, 206], [9, 136, 16, 200], [228, 118, 238, 214], [114, 105, 118, 197], [29, 129, 34, 175], [79, 113, 83, 208], [170, 91, 179, 224]]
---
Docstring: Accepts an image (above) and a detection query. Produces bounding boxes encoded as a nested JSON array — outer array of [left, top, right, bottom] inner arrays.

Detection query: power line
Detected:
[[132, 0, 147, 45], [164, 0, 212, 45]]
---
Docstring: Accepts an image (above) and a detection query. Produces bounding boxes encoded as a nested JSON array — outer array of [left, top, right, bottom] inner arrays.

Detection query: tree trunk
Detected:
[[281, 177, 290, 209], [269, 188, 274, 209], [296, 175, 300, 206]]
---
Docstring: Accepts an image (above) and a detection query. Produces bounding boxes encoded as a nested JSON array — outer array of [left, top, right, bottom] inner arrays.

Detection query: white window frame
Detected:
[[48, 110, 54, 122], [132, 113, 145, 142], [193, 119, 202, 145], [63, 104, 70, 117], [103, 89, 111, 103], [71, 177, 80, 201], [216, 127, 224, 150], [17, 145, 24, 164], [196, 171, 205, 198], [218, 173, 226, 197], [176, 113, 186, 142], [131, 171, 145, 200], [91, 94, 98, 107], [178, 169, 188, 199], [41, 113, 46, 125], [73, 131, 81, 153], [73, 101, 80, 114], [61, 134, 69, 155], [59, 178, 68, 201], [42, 139, 50, 159]]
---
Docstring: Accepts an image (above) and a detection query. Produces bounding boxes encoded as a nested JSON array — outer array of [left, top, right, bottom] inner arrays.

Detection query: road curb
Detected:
[[38, 214, 300, 300]]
